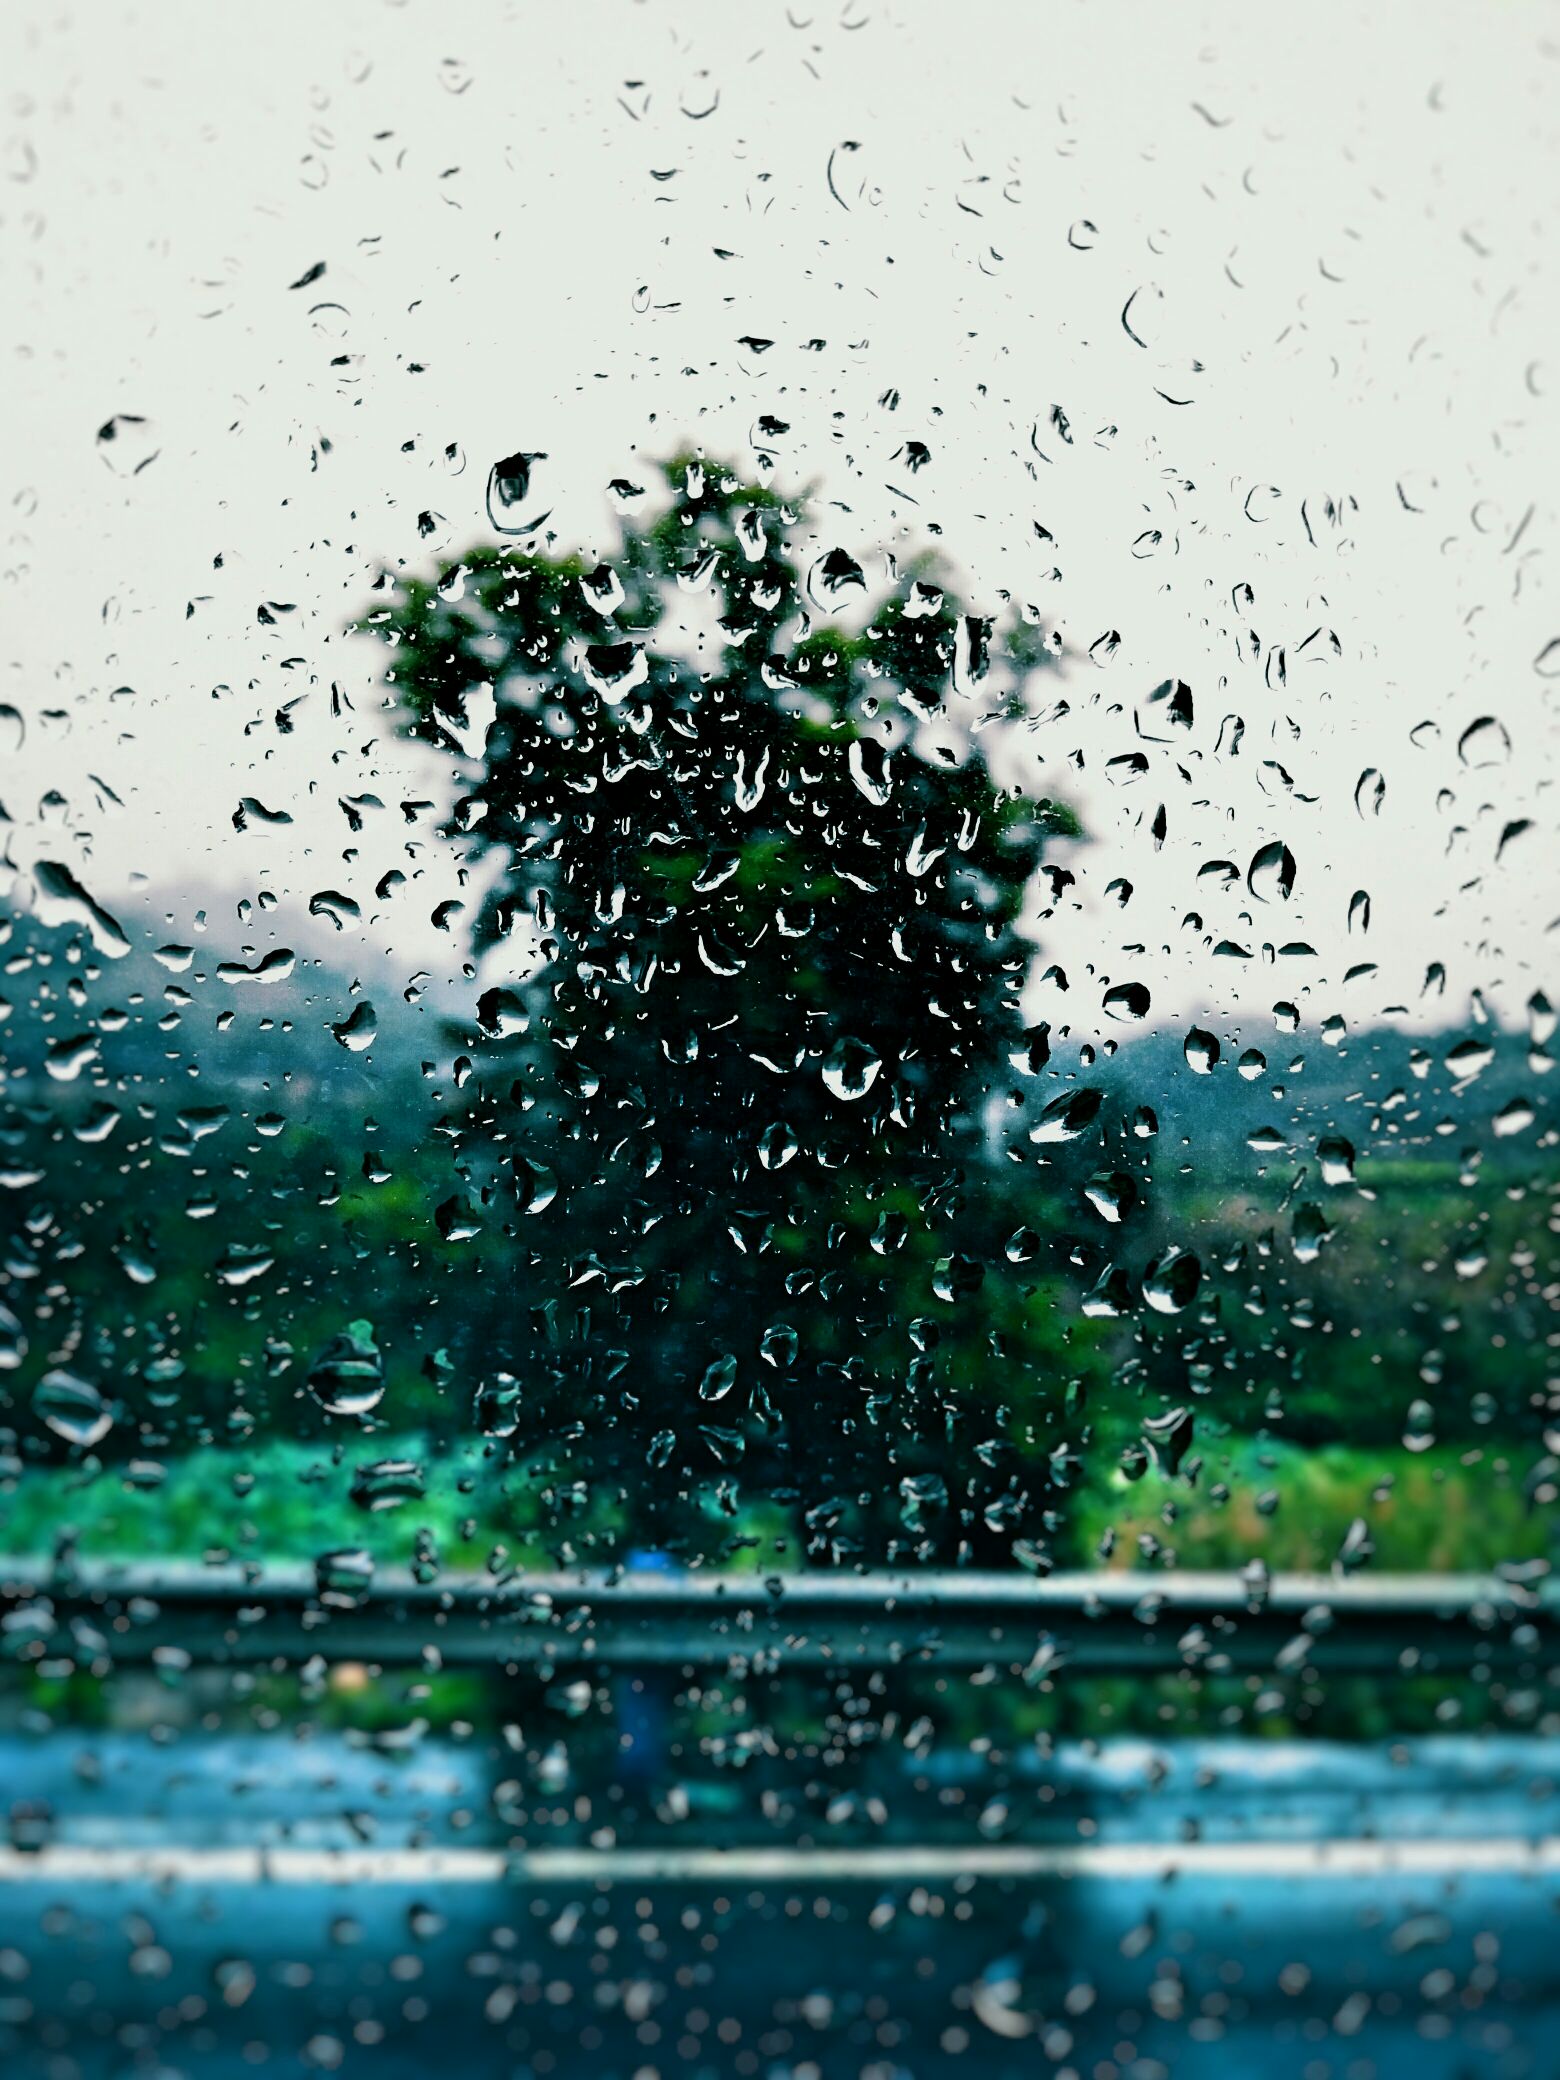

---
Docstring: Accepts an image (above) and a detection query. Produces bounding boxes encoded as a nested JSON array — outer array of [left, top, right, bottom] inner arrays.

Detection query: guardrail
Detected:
[[3, 1563, 1553, 1674]]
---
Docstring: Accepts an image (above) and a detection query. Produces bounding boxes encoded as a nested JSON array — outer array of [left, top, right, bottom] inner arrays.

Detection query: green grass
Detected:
[[0, 1434, 619, 1571], [1069, 1437, 1546, 1573], [5, 1431, 1540, 1580]]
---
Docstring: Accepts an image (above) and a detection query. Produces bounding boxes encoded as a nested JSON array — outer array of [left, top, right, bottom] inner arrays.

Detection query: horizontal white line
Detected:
[[0, 1839, 1555, 1886]]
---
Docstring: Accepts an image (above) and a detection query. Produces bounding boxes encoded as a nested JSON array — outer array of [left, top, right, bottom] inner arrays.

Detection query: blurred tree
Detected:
[[366, 458, 1092, 1562]]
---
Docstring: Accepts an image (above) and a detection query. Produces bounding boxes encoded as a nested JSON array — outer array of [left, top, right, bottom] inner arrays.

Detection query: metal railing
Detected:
[[4, 1561, 1553, 1674]]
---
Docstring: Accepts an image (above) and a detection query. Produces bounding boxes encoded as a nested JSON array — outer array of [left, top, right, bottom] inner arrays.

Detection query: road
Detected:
[[0, 1731, 1553, 2078]]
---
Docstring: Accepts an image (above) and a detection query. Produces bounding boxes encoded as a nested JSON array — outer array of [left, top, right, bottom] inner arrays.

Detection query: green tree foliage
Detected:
[[366, 458, 1095, 1561]]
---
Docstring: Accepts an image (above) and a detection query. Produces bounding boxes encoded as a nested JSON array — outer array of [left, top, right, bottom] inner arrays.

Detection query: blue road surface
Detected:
[[0, 1731, 1553, 2078]]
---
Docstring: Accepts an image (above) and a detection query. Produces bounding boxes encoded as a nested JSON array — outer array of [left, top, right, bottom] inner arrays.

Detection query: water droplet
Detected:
[[1083, 1262, 1134, 1318], [1183, 1027, 1219, 1074], [350, 1459, 425, 1513], [700, 1355, 738, 1402], [809, 547, 865, 603], [217, 949, 295, 986], [1083, 1170, 1138, 1223], [1456, 715, 1510, 767], [33, 1368, 114, 1448], [30, 860, 130, 958], [309, 889, 361, 931], [847, 738, 893, 804], [435, 1195, 482, 1242], [215, 1247, 274, 1287], [1247, 841, 1296, 903], [933, 1253, 984, 1303], [0, 1303, 28, 1371], [1103, 981, 1151, 1022], [1007, 1023, 1051, 1075], [316, 1548, 375, 1608], [1029, 1086, 1103, 1143], [822, 1035, 882, 1101], [760, 1323, 797, 1369], [513, 1155, 558, 1213], [1492, 1096, 1535, 1138], [1143, 1406, 1194, 1476], [96, 413, 160, 475], [1292, 1202, 1334, 1263], [486, 450, 550, 534], [898, 1472, 948, 1534], [45, 1032, 101, 1082], [332, 1001, 378, 1051], [307, 1320, 385, 1418], [1444, 1037, 1495, 1082], [1143, 1246, 1201, 1314], [1317, 1135, 1356, 1185], [581, 640, 648, 704], [758, 1120, 798, 1170]]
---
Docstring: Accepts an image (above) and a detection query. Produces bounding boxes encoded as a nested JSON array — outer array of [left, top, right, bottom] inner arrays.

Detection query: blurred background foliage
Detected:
[[0, 460, 1552, 1597]]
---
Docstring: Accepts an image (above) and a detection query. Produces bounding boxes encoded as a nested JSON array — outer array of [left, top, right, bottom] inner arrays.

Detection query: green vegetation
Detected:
[[0, 459, 1551, 1602]]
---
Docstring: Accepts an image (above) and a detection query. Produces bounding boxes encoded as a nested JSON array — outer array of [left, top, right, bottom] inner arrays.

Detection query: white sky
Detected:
[[1, 0, 1555, 1042]]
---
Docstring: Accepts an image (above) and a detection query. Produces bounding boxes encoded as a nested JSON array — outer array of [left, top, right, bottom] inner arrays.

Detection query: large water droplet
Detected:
[[809, 547, 865, 603], [513, 1155, 558, 1213], [0, 1303, 28, 1371], [332, 1001, 378, 1052], [30, 860, 131, 958], [1456, 715, 1510, 767], [699, 1355, 738, 1403], [1143, 1405, 1194, 1476], [1317, 1134, 1356, 1186], [1247, 841, 1296, 903], [33, 1368, 114, 1448], [307, 1319, 385, 1418], [847, 738, 893, 805], [1292, 1202, 1334, 1262], [1083, 1169, 1138, 1224], [1143, 1246, 1202, 1315], [1103, 981, 1150, 1022], [486, 449, 550, 534], [316, 1548, 375, 1608], [898, 1472, 948, 1534], [350, 1459, 425, 1513], [581, 640, 648, 704], [1030, 1086, 1104, 1144], [822, 1035, 882, 1101], [96, 412, 160, 475], [1183, 1027, 1220, 1074]]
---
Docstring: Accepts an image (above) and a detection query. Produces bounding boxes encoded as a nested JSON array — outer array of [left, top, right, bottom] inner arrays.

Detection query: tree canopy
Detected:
[[365, 457, 1095, 1562]]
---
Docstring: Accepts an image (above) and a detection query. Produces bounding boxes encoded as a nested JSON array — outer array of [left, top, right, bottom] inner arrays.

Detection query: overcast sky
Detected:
[[2, 0, 1555, 1043]]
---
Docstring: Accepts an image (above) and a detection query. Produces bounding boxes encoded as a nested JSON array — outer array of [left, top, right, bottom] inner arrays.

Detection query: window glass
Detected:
[[0, 5, 1554, 2074]]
